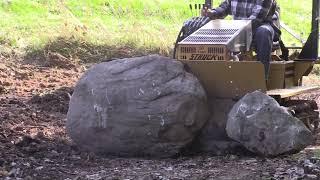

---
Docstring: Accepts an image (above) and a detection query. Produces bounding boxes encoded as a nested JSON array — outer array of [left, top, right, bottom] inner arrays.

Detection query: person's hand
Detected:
[[202, 9, 218, 20], [201, 7, 208, 16]]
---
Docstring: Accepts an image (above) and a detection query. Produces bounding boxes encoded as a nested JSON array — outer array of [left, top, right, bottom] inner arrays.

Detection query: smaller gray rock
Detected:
[[284, 166, 305, 179], [226, 91, 313, 156], [305, 174, 318, 179]]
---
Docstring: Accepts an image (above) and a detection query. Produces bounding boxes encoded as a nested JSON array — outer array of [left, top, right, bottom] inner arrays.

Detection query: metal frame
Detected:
[[174, 0, 319, 99]]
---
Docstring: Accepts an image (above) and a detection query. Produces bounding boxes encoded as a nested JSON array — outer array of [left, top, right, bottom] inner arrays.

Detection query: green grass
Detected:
[[277, 0, 312, 46], [0, 0, 316, 64]]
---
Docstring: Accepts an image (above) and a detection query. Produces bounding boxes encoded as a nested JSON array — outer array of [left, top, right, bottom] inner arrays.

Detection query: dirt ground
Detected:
[[1, 57, 320, 180]]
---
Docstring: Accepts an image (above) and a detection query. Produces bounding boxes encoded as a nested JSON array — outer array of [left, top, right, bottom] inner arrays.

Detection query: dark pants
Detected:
[[253, 24, 274, 79]]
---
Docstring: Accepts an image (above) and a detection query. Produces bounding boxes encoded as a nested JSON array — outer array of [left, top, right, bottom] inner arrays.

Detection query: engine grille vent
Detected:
[[180, 47, 197, 53], [177, 45, 227, 61], [208, 47, 225, 54], [195, 29, 238, 36], [183, 36, 230, 43]]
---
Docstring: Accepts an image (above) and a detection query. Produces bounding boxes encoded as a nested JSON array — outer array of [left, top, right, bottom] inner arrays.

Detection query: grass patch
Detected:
[[0, 0, 316, 65], [24, 36, 163, 68]]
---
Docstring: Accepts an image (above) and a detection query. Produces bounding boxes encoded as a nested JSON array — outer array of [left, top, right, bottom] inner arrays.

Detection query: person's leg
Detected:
[[254, 24, 274, 79]]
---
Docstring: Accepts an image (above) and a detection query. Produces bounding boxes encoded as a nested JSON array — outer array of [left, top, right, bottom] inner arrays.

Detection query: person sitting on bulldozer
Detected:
[[203, 0, 278, 79]]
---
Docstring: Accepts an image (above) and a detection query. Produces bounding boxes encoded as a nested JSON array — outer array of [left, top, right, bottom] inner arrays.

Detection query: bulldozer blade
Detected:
[[180, 60, 267, 99]]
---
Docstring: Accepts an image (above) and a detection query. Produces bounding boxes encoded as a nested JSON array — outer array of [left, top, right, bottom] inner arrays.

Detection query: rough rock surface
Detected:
[[67, 55, 209, 157], [192, 98, 244, 155], [226, 91, 313, 156]]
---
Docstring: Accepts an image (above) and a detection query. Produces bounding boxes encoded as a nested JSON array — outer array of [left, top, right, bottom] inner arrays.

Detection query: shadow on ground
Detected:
[[28, 86, 73, 114]]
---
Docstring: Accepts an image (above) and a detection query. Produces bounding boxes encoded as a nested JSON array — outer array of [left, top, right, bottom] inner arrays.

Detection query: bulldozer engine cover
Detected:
[[176, 20, 252, 61]]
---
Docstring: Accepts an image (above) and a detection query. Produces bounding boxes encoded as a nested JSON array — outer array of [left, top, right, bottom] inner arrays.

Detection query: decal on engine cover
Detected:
[[189, 54, 218, 60]]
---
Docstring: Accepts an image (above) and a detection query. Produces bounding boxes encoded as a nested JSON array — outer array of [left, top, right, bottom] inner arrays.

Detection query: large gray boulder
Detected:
[[226, 91, 313, 156], [67, 55, 209, 157]]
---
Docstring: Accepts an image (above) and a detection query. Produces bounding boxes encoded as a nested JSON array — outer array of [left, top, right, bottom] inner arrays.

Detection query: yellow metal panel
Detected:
[[284, 62, 296, 88], [267, 61, 298, 90], [294, 61, 314, 82], [180, 60, 267, 98], [268, 62, 285, 90], [177, 44, 229, 61], [284, 77, 295, 88]]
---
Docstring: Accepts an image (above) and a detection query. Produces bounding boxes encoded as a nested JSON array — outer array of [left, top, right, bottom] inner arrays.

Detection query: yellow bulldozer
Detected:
[[173, 0, 320, 130]]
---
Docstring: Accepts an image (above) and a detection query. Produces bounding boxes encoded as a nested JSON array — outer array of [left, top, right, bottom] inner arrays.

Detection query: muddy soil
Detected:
[[1, 58, 320, 179]]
